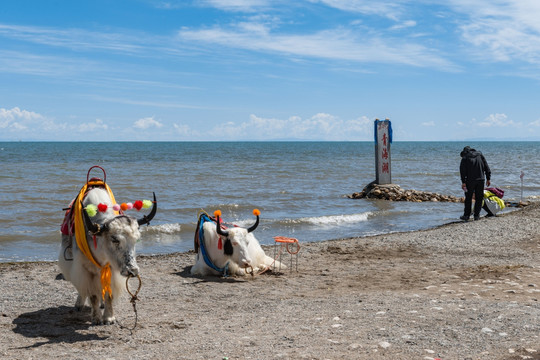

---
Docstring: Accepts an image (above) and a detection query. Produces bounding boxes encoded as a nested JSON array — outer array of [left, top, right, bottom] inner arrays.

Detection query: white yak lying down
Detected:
[[191, 209, 283, 276], [58, 187, 156, 324]]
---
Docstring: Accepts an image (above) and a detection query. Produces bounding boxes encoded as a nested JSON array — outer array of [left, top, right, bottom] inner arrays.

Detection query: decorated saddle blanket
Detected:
[[194, 212, 218, 254]]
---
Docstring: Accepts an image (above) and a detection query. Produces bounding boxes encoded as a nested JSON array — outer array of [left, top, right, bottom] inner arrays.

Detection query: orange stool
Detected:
[[273, 236, 300, 272]]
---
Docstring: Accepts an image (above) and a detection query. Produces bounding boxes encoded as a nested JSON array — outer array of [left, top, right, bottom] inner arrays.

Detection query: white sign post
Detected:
[[374, 119, 392, 185]]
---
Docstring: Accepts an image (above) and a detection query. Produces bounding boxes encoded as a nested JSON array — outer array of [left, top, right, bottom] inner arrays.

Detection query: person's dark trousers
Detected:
[[463, 180, 485, 218]]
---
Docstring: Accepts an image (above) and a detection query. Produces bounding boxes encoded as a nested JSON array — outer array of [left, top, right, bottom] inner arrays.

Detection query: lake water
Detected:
[[1, 141, 538, 262]]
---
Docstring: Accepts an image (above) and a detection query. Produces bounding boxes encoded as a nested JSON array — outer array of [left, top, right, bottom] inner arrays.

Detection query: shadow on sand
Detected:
[[12, 306, 107, 349], [172, 265, 252, 284]]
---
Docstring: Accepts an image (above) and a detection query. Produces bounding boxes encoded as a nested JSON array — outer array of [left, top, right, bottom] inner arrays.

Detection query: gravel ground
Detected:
[[1, 203, 539, 360]]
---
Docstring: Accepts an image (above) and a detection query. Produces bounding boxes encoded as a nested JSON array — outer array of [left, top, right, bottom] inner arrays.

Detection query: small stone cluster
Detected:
[[348, 183, 464, 203]]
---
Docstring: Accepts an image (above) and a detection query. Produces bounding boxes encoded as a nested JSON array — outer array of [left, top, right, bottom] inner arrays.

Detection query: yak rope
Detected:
[[117, 274, 142, 333], [73, 179, 118, 297]]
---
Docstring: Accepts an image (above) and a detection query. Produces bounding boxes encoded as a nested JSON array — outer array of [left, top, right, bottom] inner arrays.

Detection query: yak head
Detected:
[[214, 209, 259, 269], [83, 192, 157, 277]]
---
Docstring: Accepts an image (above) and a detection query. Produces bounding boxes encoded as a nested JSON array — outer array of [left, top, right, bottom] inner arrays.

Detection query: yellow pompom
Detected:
[[214, 210, 222, 217], [253, 209, 261, 216]]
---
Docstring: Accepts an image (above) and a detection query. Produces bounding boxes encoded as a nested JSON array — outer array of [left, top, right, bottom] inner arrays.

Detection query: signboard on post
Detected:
[[374, 118, 392, 185]]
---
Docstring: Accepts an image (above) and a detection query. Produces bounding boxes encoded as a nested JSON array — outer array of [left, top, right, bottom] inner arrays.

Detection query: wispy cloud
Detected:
[[89, 95, 206, 110], [173, 123, 198, 137], [446, 0, 540, 65], [0, 50, 90, 77], [198, 0, 272, 12], [178, 24, 457, 70], [530, 118, 540, 127], [311, 0, 406, 20], [0, 24, 147, 54], [210, 113, 372, 140]]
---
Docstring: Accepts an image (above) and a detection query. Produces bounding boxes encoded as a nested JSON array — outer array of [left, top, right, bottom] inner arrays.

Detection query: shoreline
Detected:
[[0, 201, 529, 265], [1, 202, 539, 359]]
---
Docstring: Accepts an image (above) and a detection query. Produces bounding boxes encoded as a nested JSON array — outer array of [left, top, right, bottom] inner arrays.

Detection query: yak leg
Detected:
[[75, 294, 87, 311], [103, 294, 115, 325], [89, 295, 103, 325]]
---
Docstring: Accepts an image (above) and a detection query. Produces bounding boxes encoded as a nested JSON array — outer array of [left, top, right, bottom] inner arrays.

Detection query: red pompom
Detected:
[[97, 203, 108, 212], [133, 200, 143, 211]]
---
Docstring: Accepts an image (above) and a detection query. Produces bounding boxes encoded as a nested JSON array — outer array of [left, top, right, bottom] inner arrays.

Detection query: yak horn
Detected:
[[247, 209, 260, 233], [137, 192, 157, 226], [214, 210, 229, 237]]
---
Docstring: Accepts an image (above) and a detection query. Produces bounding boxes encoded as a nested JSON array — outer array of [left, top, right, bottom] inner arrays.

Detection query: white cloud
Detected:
[[78, 119, 108, 132], [0, 106, 73, 139], [133, 116, 164, 129], [0, 107, 43, 130], [211, 113, 372, 140], [422, 121, 435, 126], [477, 113, 518, 127]]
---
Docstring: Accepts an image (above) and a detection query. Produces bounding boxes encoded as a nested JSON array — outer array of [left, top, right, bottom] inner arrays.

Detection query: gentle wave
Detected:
[[282, 212, 372, 227], [141, 223, 182, 235], [304, 212, 372, 226]]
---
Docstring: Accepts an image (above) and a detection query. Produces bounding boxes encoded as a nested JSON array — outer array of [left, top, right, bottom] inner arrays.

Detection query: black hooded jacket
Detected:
[[460, 147, 491, 183]]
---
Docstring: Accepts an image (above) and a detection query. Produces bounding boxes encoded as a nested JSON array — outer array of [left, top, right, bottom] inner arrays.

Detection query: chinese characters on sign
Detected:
[[374, 119, 392, 184]]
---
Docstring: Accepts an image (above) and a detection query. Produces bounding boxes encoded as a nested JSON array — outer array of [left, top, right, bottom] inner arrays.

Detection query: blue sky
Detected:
[[1, 0, 540, 141]]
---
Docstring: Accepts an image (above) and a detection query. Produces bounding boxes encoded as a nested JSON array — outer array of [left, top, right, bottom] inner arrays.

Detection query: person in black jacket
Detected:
[[460, 146, 491, 221]]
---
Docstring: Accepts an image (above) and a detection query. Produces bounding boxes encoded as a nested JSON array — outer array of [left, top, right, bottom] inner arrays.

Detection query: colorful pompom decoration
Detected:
[[133, 200, 143, 211], [253, 209, 261, 216], [85, 204, 98, 217], [142, 200, 152, 209], [86, 199, 153, 214], [214, 210, 222, 218]]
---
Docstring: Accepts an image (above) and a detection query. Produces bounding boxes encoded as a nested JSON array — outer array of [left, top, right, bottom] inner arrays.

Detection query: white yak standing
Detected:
[[191, 209, 282, 276], [58, 188, 156, 324]]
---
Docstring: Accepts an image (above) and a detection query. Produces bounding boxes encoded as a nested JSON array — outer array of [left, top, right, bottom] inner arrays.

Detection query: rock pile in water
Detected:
[[348, 183, 464, 203]]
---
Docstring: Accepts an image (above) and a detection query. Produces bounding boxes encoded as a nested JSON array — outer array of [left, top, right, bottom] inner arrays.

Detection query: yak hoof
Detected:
[[91, 317, 104, 325], [103, 316, 116, 325], [75, 295, 86, 311]]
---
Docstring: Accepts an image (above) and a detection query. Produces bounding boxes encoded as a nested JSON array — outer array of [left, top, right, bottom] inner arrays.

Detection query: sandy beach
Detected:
[[1, 203, 539, 360]]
